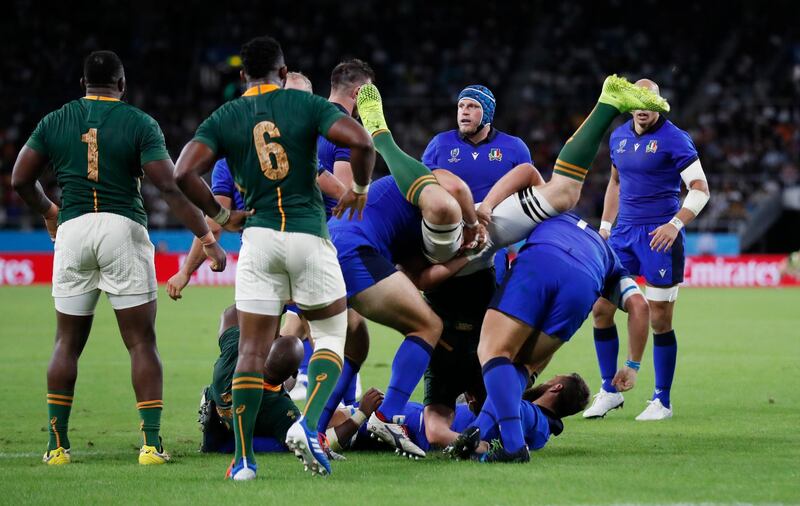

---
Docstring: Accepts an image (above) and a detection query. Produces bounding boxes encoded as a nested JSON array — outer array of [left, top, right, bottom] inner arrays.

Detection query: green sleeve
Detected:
[[25, 114, 50, 155], [193, 110, 222, 155], [310, 94, 346, 137], [138, 114, 171, 165]]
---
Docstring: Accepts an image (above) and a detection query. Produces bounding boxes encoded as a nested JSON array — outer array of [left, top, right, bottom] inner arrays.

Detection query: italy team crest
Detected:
[[646, 139, 658, 153], [488, 148, 503, 161], [616, 139, 627, 153]]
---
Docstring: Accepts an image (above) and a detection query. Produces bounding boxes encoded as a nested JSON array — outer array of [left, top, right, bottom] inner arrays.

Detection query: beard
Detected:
[[459, 122, 482, 137], [525, 383, 551, 403]]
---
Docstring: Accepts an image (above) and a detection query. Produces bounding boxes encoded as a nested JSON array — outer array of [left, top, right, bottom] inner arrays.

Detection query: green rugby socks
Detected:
[[136, 399, 163, 449], [47, 390, 73, 451], [373, 131, 438, 205], [554, 103, 619, 182], [231, 372, 263, 463], [303, 350, 343, 429]]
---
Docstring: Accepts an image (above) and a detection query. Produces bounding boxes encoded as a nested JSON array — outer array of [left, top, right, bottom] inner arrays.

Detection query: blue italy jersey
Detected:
[[327, 175, 421, 261], [481, 401, 560, 451], [609, 116, 699, 225], [422, 128, 531, 202], [317, 103, 351, 218], [211, 159, 245, 211], [524, 213, 627, 294]]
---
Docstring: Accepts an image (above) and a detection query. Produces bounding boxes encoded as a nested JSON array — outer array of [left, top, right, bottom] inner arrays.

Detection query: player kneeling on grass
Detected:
[[198, 306, 382, 460], [12, 50, 240, 466], [450, 212, 649, 463]]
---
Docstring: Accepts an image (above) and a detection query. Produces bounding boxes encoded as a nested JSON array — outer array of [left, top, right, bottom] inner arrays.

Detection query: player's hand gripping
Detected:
[[166, 270, 190, 300], [462, 221, 487, 251], [599, 229, 611, 241], [333, 189, 367, 220], [357, 388, 384, 417], [476, 202, 494, 227], [611, 366, 638, 392], [223, 209, 254, 232], [649, 222, 679, 252], [203, 242, 227, 272]]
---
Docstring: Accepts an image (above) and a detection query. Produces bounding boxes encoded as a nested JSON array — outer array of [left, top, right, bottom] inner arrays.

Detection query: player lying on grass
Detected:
[[198, 306, 380, 461], [12, 50, 241, 466], [324, 172, 493, 458], [450, 212, 650, 463], [174, 35, 375, 479], [472, 75, 670, 251]]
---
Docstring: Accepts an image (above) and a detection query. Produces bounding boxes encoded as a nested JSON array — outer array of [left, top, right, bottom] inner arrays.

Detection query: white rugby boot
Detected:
[[583, 389, 624, 418]]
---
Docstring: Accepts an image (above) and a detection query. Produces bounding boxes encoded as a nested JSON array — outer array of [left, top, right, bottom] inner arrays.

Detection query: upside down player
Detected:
[[174, 36, 375, 479], [447, 76, 665, 462], [11, 51, 239, 465], [586, 79, 711, 421], [322, 169, 489, 458]]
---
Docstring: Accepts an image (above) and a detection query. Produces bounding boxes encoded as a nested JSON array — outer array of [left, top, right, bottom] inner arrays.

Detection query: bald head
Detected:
[[631, 78, 661, 133], [286, 71, 313, 93], [635, 79, 660, 96]]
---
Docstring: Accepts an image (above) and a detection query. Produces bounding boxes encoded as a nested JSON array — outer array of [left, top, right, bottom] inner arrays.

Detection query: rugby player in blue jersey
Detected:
[[418, 85, 537, 448], [586, 79, 710, 421], [448, 212, 649, 463], [324, 172, 486, 458]]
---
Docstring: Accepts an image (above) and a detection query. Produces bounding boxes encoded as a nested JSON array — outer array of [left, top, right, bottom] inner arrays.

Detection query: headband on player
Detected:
[[458, 85, 495, 126]]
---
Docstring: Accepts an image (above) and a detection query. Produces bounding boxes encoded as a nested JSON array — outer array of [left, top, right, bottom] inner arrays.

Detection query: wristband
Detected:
[[199, 231, 216, 246], [600, 220, 612, 232], [624, 359, 641, 371], [212, 206, 231, 226], [350, 409, 367, 427], [668, 216, 684, 231], [464, 219, 480, 229], [352, 181, 370, 195]]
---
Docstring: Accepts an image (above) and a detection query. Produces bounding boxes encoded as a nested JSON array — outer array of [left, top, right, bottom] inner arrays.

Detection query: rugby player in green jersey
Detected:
[[11, 51, 242, 466], [174, 36, 375, 479]]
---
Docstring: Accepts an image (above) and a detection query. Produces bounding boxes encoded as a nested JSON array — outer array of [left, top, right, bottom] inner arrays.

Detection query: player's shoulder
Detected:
[[120, 102, 161, 127], [660, 118, 692, 139], [430, 129, 459, 144], [492, 129, 529, 149]]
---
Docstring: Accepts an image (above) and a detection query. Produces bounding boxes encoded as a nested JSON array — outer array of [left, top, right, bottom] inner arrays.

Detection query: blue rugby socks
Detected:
[[482, 357, 525, 453], [594, 326, 620, 393], [316, 357, 360, 433], [299, 338, 313, 376], [377, 336, 433, 419], [653, 330, 677, 408]]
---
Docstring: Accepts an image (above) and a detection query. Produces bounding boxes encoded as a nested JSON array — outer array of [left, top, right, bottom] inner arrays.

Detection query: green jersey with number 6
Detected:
[[25, 96, 170, 227], [193, 84, 345, 238]]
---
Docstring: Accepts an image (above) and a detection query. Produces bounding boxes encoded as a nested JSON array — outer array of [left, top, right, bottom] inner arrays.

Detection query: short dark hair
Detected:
[[330, 58, 375, 91], [241, 36, 285, 80], [552, 373, 591, 418], [83, 50, 124, 86]]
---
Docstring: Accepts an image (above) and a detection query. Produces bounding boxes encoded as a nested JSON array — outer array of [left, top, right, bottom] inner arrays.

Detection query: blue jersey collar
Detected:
[[629, 115, 667, 137], [331, 102, 350, 115], [538, 405, 564, 436], [458, 126, 498, 147]]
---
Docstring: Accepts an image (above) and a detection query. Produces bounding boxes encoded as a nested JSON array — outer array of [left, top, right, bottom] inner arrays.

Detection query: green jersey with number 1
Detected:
[[193, 84, 345, 238], [25, 96, 170, 227]]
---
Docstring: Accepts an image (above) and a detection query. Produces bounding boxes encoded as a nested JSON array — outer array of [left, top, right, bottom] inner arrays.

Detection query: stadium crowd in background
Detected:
[[0, 1, 797, 238]]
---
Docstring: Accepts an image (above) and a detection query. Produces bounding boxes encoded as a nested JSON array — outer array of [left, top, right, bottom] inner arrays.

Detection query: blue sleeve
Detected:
[[421, 135, 440, 169], [609, 134, 618, 168], [211, 159, 236, 197], [672, 129, 699, 172], [333, 145, 351, 163], [514, 137, 532, 165]]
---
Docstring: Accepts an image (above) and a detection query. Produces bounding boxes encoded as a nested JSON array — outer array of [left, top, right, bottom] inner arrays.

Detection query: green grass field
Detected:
[[1, 286, 798, 505]]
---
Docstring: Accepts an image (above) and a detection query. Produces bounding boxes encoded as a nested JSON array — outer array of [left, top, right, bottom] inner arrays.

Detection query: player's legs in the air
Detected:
[[487, 76, 670, 249], [349, 272, 442, 458], [358, 84, 463, 263], [316, 309, 369, 433]]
